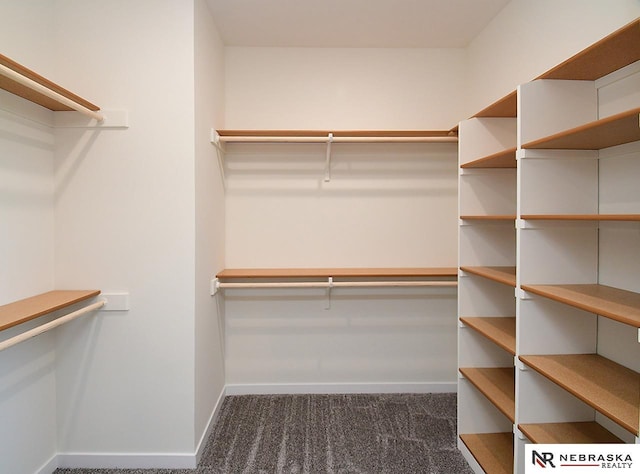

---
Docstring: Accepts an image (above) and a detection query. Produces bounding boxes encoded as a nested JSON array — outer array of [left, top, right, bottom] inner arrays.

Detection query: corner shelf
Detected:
[[518, 422, 623, 444], [0, 53, 100, 113], [519, 354, 640, 435], [460, 147, 517, 169], [459, 367, 515, 423], [460, 266, 516, 287], [460, 433, 514, 474], [521, 284, 640, 328], [0, 290, 101, 332], [460, 317, 516, 355]]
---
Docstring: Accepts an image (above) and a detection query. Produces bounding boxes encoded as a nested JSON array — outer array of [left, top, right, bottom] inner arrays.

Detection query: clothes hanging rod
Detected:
[[217, 135, 458, 144], [0, 63, 104, 122], [216, 280, 457, 290], [0, 299, 105, 353]]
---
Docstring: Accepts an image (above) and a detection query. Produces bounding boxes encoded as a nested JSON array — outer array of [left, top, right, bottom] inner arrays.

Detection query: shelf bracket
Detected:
[[210, 129, 226, 189], [324, 133, 333, 182], [325, 276, 333, 310]]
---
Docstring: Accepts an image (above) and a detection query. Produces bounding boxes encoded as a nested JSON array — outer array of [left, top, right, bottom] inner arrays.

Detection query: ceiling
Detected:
[[205, 0, 511, 48]]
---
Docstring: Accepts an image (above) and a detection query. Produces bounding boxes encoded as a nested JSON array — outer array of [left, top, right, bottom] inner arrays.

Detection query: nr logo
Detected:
[[533, 450, 556, 468]]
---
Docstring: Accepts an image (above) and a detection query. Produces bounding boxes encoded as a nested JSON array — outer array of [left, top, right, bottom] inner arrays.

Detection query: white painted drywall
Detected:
[[465, 0, 640, 118], [194, 0, 226, 454]]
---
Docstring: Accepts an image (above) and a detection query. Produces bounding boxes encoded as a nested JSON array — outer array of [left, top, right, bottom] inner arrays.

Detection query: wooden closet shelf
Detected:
[[0, 53, 99, 112], [538, 19, 640, 81], [472, 91, 518, 119], [216, 267, 458, 279], [461, 147, 517, 169], [518, 422, 623, 444], [0, 290, 101, 332], [460, 266, 516, 287], [519, 354, 640, 435], [459, 367, 515, 423], [522, 106, 640, 150], [521, 283, 640, 328], [216, 129, 456, 138], [522, 214, 640, 221], [460, 317, 516, 356], [460, 433, 514, 474], [460, 215, 516, 221]]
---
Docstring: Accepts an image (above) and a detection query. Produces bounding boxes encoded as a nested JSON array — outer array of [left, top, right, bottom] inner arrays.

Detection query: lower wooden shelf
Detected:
[[519, 422, 623, 444], [519, 354, 640, 435], [460, 317, 516, 355], [460, 266, 516, 287], [459, 367, 515, 422], [460, 432, 514, 474]]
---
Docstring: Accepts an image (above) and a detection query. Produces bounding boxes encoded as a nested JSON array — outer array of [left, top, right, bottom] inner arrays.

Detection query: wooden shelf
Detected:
[[519, 422, 623, 444], [460, 215, 516, 221], [460, 266, 516, 287], [519, 354, 640, 435], [460, 433, 514, 474], [459, 367, 515, 422], [0, 290, 101, 332], [0, 53, 99, 112], [522, 106, 640, 150], [460, 317, 516, 355], [472, 91, 518, 119], [538, 19, 640, 81], [216, 267, 458, 279], [217, 129, 455, 138], [521, 283, 640, 328], [522, 214, 640, 221], [460, 147, 517, 169]]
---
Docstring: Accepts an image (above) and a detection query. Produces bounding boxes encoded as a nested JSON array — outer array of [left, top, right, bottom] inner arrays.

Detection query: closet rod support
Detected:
[[0, 63, 104, 122], [324, 133, 333, 182]]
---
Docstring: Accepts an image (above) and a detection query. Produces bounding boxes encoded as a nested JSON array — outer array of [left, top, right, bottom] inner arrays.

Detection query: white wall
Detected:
[[194, 0, 226, 455], [225, 47, 466, 130], [222, 46, 461, 389], [0, 2, 59, 472], [465, 0, 640, 118]]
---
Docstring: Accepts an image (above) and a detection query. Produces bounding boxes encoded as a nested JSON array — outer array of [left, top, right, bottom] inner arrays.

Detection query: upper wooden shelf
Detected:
[[459, 367, 515, 423], [472, 91, 518, 119], [460, 266, 516, 287], [217, 267, 458, 279], [459, 433, 514, 474], [460, 147, 517, 169], [0, 290, 101, 332], [0, 53, 99, 112], [216, 129, 458, 143], [537, 18, 640, 81], [460, 317, 516, 356], [518, 422, 623, 444], [522, 106, 640, 150], [521, 283, 640, 328], [460, 215, 516, 221], [519, 354, 640, 435], [522, 214, 640, 222]]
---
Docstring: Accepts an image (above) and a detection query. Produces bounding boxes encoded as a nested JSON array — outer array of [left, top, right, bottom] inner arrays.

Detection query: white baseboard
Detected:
[[36, 454, 59, 474], [56, 452, 197, 470], [225, 381, 457, 395], [195, 385, 226, 464]]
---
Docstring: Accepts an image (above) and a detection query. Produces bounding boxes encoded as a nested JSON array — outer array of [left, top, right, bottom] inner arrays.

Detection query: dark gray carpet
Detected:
[[55, 393, 472, 474]]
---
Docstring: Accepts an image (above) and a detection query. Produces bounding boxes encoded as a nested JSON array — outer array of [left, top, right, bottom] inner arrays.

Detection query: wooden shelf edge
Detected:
[[216, 129, 456, 138], [0, 290, 102, 332], [518, 422, 623, 444], [472, 91, 518, 119], [216, 267, 458, 279], [460, 317, 516, 355], [521, 283, 640, 328], [0, 53, 100, 112], [459, 367, 515, 423], [522, 214, 640, 221], [460, 147, 517, 169], [460, 215, 516, 221], [460, 266, 516, 287], [519, 354, 640, 435], [460, 433, 514, 474]]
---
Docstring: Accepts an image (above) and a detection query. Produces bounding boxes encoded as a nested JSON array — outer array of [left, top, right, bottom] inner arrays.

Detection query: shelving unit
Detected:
[[458, 18, 640, 474]]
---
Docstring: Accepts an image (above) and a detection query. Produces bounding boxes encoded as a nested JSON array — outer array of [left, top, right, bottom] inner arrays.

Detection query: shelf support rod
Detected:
[[324, 133, 333, 182], [210, 129, 226, 189], [0, 63, 104, 122], [0, 299, 105, 353]]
